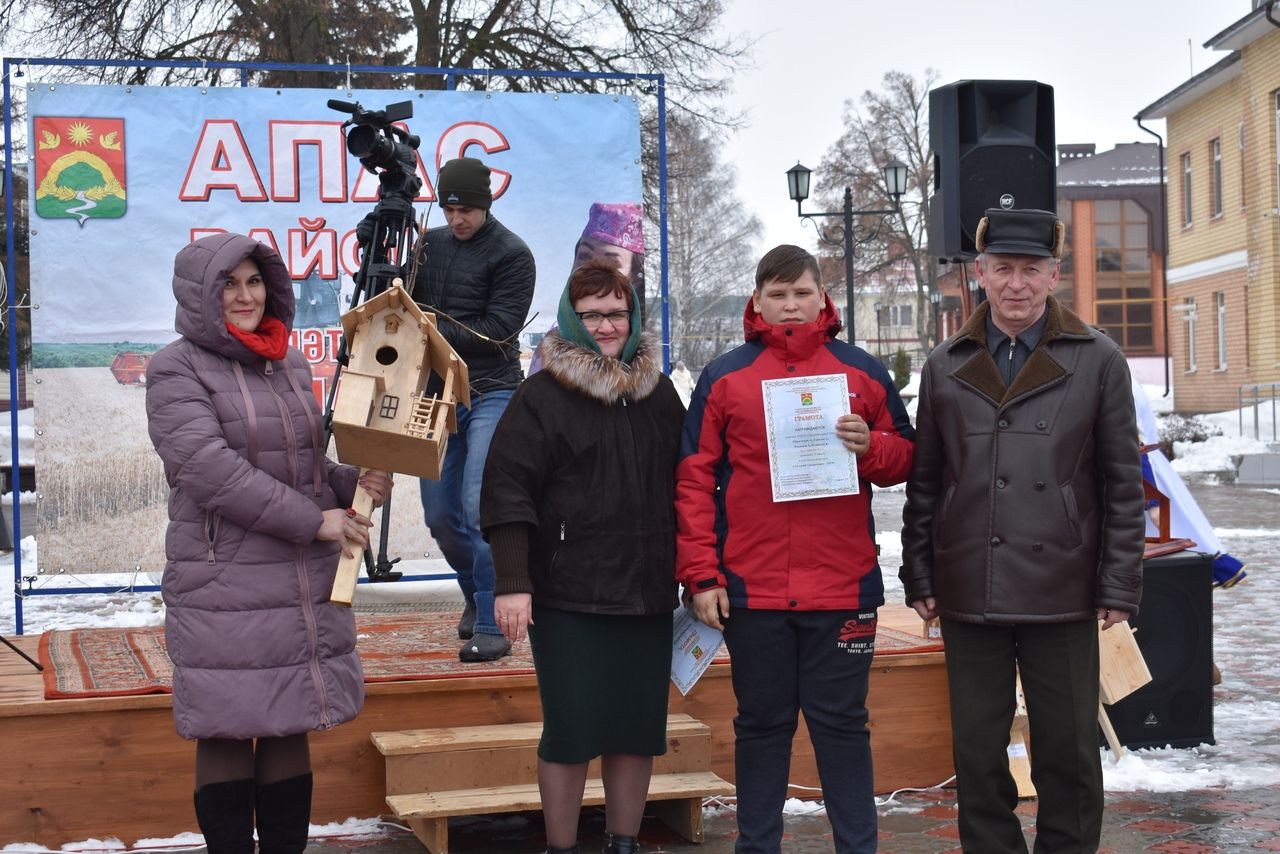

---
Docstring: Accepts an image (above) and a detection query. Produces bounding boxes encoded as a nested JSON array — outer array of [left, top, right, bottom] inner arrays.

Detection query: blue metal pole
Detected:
[[3, 58, 24, 634], [844, 187, 855, 343], [656, 75, 670, 373], [16, 57, 655, 88]]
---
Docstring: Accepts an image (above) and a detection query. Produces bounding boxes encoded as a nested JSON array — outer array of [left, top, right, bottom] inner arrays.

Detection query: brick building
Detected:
[[1136, 2, 1280, 412], [1056, 142, 1169, 382]]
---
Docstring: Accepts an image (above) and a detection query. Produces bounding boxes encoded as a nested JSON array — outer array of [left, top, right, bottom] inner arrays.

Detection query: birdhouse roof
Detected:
[[339, 284, 432, 342]]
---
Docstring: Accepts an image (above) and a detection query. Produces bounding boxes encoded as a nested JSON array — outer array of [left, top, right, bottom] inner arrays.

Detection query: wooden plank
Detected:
[[384, 720, 711, 795], [405, 816, 448, 854], [1098, 622, 1152, 705], [374, 713, 700, 755], [387, 771, 735, 820], [648, 798, 705, 844], [1098, 701, 1126, 760], [331, 373, 379, 427], [1008, 715, 1035, 799], [387, 744, 540, 797], [329, 479, 375, 607]]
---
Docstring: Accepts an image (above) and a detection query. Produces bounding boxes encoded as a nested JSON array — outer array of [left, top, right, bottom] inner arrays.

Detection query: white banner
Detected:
[[25, 83, 644, 572]]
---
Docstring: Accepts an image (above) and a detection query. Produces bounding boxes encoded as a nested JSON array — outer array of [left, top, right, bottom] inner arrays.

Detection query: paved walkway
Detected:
[[305, 479, 1279, 853]]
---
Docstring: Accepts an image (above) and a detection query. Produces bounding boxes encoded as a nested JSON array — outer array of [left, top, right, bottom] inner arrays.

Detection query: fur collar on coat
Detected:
[[537, 331, 663, 405]]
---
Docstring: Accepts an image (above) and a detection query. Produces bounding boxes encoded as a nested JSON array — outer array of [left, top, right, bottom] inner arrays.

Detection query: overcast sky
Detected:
[[715, 0, 1248, 254]]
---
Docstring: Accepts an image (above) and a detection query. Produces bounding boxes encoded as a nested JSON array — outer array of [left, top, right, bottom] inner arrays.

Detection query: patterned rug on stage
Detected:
[[38, 612, 536, 700], [38, 612, 940, 700]]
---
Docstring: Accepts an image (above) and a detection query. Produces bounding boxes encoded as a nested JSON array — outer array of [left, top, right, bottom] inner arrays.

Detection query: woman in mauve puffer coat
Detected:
[[146, 232, 390, 854]]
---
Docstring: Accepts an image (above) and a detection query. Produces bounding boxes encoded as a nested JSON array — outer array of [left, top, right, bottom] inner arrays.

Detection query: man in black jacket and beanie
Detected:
[[414, 155, 536, 662]]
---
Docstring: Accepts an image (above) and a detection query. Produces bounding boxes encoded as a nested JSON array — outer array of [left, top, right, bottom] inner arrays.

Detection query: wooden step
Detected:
[[387, 770, 735, 851], [386, 770, 735, 820], [374, 713, 713, 795], [374, 715, 733, 852], [372, 712, 703, 755]]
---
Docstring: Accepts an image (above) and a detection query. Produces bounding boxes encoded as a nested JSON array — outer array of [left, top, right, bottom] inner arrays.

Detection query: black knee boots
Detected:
[[545, 845, 579, 854], [603, 833, 639, 854], [193, 779, 256, 854], [255, 773, 313, 854]]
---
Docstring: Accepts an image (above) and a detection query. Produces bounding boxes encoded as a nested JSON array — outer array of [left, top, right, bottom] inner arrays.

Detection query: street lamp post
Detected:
[[873, 302, 885, 356], [929, 288, 942, 346], [786, 160, 908, 342]]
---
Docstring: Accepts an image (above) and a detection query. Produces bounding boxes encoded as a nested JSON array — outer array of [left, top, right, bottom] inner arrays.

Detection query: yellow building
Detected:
[[1137, 5, 1280, 412]]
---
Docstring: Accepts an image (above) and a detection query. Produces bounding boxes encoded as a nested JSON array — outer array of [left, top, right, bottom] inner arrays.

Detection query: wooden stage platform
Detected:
[[0, 605, 952, 847]]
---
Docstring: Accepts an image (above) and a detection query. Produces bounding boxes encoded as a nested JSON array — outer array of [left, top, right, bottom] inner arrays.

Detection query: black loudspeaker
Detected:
[[928, 80, 1056, 260], [1106, 551, 1215, 749]]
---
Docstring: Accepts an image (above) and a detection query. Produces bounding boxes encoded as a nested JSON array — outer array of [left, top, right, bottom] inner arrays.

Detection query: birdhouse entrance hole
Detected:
[[375, 346, 398, 365]]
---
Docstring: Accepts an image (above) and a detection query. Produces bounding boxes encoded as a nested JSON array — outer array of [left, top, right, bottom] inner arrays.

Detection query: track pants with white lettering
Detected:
[[722, 607, 878, 854]]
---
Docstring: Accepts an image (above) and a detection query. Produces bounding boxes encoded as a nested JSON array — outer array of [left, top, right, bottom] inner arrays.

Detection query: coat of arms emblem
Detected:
[[33, 116, 127, 225]]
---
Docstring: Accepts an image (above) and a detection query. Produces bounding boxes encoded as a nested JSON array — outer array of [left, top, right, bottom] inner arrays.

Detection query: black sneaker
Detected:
[[457, 601, 477, 640], [459, 632, 511, 662]]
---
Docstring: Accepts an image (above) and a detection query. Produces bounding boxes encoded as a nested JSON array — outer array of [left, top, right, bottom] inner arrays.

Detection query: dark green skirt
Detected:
[[529, 604, 673, 763]]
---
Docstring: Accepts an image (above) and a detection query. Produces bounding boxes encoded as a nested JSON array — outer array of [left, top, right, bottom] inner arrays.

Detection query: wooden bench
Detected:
[[372, 713, 735, 853]]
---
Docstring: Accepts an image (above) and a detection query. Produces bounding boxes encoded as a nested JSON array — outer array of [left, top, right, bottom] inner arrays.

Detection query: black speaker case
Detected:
[[1104, 550, 1215, 750], [928, 79, 1057, 261]]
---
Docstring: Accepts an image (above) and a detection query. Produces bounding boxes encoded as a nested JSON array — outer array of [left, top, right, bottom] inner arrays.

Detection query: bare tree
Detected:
[[1, 1, 410, 88], [816, 69, 941, 350], [2, 0, 749, 120], [663, 114, 761, 371]]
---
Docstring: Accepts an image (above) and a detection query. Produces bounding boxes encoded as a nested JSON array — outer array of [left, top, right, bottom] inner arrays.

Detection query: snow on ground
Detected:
[[1200, 397, 1278, 445], [0, 819, 394, 854], [2, 390, 1279, 847]]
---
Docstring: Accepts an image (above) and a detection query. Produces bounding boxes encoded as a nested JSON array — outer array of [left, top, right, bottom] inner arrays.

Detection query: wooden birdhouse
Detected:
[[330, 284, 470, 481]]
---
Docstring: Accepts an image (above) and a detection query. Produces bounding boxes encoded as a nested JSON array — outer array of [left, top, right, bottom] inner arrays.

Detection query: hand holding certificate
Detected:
[[761, 373, 859, 502], [671, 605, 724, 695]]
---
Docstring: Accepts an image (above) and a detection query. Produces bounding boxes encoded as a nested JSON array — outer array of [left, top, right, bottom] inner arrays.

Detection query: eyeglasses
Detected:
[[575, 310, 630, 329]]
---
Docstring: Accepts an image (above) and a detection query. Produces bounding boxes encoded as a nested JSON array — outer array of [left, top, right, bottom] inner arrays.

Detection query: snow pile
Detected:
[[1170, 433, 1268, 475], [0, 407, 35, 460]]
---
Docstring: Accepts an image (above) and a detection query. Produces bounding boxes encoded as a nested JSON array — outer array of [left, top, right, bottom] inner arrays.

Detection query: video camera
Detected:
[[328, 98, 422, 202]]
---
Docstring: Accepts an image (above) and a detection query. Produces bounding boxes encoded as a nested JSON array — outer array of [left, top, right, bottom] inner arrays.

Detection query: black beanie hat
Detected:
[[438, 157, 493, 209]]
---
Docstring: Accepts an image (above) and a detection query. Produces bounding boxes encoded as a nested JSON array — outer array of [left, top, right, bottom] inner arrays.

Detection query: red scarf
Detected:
[[226, 316, 289, 361]]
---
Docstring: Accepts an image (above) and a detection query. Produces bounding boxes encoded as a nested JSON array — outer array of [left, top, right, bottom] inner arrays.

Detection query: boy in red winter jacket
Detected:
[[676, 244, 914, 854]]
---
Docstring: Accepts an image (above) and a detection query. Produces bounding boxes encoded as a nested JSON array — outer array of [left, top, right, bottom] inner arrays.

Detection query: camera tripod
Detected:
[[321, 99, 424, 583]]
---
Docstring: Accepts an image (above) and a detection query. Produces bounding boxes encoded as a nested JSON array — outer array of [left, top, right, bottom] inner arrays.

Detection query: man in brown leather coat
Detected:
[[901, 207, 1144, 854]]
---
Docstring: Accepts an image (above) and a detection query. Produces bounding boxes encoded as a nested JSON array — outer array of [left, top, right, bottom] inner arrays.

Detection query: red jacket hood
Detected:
[[741, 292, 844, 359]]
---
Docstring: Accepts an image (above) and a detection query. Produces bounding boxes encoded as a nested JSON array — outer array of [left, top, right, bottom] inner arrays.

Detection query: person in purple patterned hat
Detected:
[[530, 202, 646, 375], [573, 202, 645, 295]]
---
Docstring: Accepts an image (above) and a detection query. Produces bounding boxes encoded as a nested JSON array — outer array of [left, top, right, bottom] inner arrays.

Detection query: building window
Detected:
[[1275, 91, 1280, 207], [1056, 198, 1074, 310], [379, 394, 400, 419], [1240, 121, 1247, 211], [1182, 153, 1193, 227], [1184, 297, 1198, 373], [876, 304, 913, 328], [1210, 138, 1223, 218], [1094, 200, 1154, 351], [1216, 291, 1227, 370]]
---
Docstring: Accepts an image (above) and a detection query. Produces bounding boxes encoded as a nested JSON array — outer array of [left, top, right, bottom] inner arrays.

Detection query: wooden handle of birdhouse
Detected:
[[330, 473, 376, 607]]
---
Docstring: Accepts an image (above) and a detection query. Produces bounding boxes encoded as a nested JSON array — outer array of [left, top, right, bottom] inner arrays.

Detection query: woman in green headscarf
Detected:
[[481, 260, 686, 854]]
